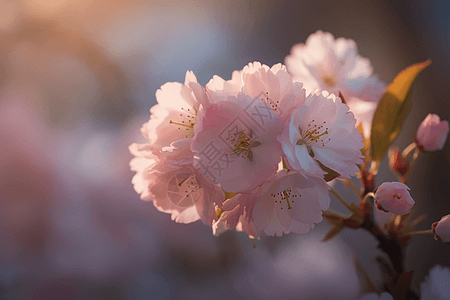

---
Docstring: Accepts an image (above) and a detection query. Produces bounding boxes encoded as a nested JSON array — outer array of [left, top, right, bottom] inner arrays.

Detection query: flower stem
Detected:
[[341, 178, 362, 199], [330, 188, 354, 212], [361, 219, 405, 275], [324, 208, 350, 219], [408, 229, 433, 236], [362, 192, 375, 204], [402, 148, 420, 183], [402, 142, 417, 157]]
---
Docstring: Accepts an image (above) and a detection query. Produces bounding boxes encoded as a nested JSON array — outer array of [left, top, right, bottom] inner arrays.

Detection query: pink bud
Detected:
[[415, 114, 449, 152], [432, 215, 450, 243], [388, 147, 408, 176], [374, 182, 415, 215]]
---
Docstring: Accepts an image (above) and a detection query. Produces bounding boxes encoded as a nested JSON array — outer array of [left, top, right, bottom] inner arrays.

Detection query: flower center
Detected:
[[322, 74, 337, 88], [393, 193, 402, 200], [297, 119, 330, 148], [271, 186, 300, 210], [167, 173, 202, 207], [169, 107, 197, 138], [228, 130, 261, 162]]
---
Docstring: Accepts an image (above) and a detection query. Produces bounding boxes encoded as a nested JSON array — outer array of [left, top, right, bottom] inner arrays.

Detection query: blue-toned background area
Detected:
[[0, 1, 449, 299]]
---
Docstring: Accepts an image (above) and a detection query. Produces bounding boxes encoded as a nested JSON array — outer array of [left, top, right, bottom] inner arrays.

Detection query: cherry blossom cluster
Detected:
[[129, 31, 396, 238], [129, 30, 450, 299], [129, 31, 450, 240]]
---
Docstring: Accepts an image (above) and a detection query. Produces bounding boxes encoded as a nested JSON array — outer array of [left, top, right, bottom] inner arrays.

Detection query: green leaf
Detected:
[[357, 123, 370, 158], [370, 60, 431, 168]]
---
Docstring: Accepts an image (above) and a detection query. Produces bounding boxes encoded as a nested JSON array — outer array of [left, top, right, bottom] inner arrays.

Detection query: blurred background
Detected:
[[0, 0, 449, 299]]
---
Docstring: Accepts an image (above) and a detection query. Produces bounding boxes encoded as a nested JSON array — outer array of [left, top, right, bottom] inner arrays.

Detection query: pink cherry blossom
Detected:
[[374, 182, 415, 215], [129, 143, 159, 201], [151, 164, 224, 225], [415, 113, 449, 152], [285, 30, 386, 136], [213, 197, 259, 239], [235, 212, 259, 239], [130, 143, 224, 225], [130, 71, 211, 177], [277, 90, 364, 178], [252, 170, 330, 237], [348, 100, 378, 138], [139, 71, 208, 157], [432, 214, 450, 243], [206, 62, 307, 123], [214, 193, 253, 230], [191, 94, 284, 193]]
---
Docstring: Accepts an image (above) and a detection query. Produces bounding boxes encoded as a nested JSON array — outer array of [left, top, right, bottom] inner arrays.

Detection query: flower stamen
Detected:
[[169, 120, 194, 128], [229, 130, 261, 162], [271, 187, 299, 210], [169, 107, 198, 138], [167, 173, 202, 207], [297, 120, 330, 147]]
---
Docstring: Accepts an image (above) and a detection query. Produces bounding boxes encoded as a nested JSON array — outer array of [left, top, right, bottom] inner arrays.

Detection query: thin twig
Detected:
[[402, 142, 417, 158], [341, 178, 362, 199], [330, 187, 354, 212], [403, 148, 420, 183], [324, 208, 351, 219], [362, 192, 375, 204], [404, 215, 426, 233], [408, 229, 433, 236]]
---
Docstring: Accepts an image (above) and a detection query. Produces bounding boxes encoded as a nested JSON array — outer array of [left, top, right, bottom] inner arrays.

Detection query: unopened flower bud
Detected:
[[373, 182, 415, 215], [432, 215, 450, 243], [388, 147, 409, 176], [415, 113, 449, 152]]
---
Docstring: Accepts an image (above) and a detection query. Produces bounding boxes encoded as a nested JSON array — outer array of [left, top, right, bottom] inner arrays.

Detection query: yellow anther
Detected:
[[230, 130, 260, 162]]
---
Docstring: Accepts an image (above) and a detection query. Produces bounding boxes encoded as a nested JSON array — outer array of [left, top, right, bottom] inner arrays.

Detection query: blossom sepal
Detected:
[[432, 215, 450, 243], [388, 147, 409, 178], [322, 201, 370, 242], [383, 212, 426, 248]]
